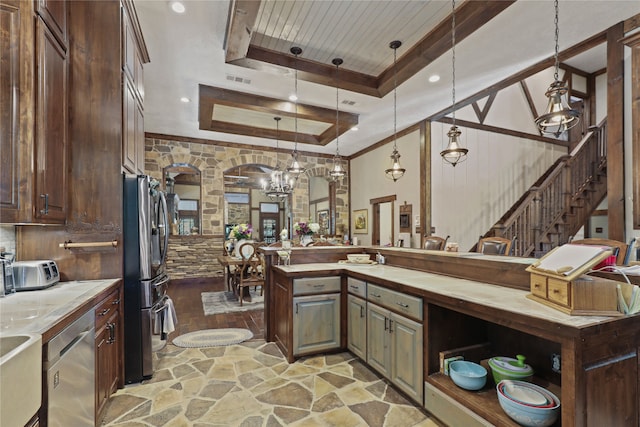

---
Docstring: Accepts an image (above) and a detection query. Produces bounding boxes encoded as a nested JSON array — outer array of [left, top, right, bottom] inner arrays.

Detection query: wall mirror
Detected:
[[164, 163, 201, 235], [309, 176, 331, 235]]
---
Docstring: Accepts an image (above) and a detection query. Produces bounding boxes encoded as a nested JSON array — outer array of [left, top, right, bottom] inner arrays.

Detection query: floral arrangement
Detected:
[[294, 221, 320, 236], [231, 223, 252, 240]]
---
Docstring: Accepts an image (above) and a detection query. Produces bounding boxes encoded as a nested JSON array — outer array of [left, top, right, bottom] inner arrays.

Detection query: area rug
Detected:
[[201, 290, 264, 315], [172, 328, 253, 348]]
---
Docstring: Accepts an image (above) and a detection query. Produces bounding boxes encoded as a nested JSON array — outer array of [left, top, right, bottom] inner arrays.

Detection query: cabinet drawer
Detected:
[[547, 279, 571, 306], [530, 274, 547, 298], [293, 276, 341, 295], [368, 284, 422, 320], [347, 277, 367, 298], [95, 288, 121, 328]]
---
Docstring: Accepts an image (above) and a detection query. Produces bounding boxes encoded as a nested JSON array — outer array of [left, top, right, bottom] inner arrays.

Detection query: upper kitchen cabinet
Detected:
[[121, 0, 149, 175], [0, 0, 67, 224]]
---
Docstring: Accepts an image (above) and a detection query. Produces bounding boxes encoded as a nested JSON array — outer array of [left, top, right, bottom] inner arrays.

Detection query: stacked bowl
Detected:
[[496, 379, 560, 427]]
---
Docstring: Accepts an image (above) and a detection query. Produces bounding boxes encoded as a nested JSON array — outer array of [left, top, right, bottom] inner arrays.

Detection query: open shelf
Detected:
[[427, 373, 561, 426]]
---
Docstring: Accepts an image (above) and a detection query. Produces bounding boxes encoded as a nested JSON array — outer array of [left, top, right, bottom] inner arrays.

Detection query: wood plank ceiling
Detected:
[[199, 0, 516, 145]]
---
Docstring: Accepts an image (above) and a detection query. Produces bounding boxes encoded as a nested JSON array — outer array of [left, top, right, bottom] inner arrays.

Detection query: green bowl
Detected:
[[488, 355, 534, 384]]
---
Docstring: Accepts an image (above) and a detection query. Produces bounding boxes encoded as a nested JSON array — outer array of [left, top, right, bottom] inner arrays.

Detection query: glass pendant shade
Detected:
[[385, 148, 405, 182], [328, 155, 346, 179], [534, 0, 580, 136], [287, 151, 305, 175], [440, 125, 468, 167], [535, 80, 580, 137]]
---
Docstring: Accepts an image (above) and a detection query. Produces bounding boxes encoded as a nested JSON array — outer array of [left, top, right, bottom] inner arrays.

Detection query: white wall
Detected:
[[350, 130, 421, 247], [0, 226, 15, 256]]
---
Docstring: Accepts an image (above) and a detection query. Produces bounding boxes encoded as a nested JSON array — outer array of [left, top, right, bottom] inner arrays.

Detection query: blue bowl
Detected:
[[449, 360, 487, 391], [497, 380, 560, 427]]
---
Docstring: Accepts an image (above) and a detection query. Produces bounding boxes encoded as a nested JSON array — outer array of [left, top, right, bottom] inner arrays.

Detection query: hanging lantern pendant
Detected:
[[385, 40, 406, 181], [440, 125, 468, 167]]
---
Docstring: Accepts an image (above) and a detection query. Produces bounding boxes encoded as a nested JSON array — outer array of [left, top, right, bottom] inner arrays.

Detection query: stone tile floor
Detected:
[[102, 340, 441, 426]]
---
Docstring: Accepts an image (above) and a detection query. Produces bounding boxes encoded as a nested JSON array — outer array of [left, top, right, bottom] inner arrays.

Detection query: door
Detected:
[[260, 213, 279, 244], [292, 294, 340, 356], [367, 303, 391, 377], [390, 313, 423, 401], [347, 295, 367, 359]]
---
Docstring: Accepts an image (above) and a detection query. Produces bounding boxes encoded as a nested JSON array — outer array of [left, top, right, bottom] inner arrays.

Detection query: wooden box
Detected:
[[526, 245, 621, 316]]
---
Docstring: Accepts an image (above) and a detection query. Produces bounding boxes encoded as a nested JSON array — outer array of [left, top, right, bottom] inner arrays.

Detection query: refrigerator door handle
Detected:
[[159, 191, 169, 268]]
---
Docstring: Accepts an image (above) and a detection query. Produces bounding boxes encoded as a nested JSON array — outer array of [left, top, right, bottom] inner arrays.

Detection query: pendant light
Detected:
[[385, 40, 406, 182], [440, 0, 468, 167], [287, 46, 306, 176], [261, 117, 293, 200], [328, 58, 347, 180], [534, 0, 580, 137]]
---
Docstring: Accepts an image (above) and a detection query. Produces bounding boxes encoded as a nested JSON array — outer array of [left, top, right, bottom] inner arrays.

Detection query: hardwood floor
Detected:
[[167, 276, 264, 341]]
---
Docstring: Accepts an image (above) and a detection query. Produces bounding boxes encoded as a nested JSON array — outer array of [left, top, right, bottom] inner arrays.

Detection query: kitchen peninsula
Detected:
[[262, 246, 640, 426]]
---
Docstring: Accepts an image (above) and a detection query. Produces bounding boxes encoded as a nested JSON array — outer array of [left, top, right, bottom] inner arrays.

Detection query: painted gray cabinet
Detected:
[[292, 276, 341, 356], [347, 294, 367, 360]]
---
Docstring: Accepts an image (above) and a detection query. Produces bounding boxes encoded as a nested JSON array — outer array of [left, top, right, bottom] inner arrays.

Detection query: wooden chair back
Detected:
[[570, 238, 629, 265], [422, 235, 449, 250], [477, 236, 513, 256], [237, 242, 265, 306]]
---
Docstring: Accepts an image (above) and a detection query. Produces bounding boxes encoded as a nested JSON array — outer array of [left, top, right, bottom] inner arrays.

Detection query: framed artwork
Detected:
[[317, 209, 329, 233], [353, 209, 368, 234]]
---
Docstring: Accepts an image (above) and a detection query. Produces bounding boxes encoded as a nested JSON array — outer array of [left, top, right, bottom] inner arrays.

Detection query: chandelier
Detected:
[[385, 40, 406, 181], [328, 57, 347, 180], [287, 46, 306, 176], [440, 0, 468, 167], [261, 117, 293, 200], [534, 0, 580, 137]]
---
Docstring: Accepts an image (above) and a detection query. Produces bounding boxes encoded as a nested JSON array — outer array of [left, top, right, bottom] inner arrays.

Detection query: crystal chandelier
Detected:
[[287, 46, 306, 176], [440, 0, 468, 167], [261, 117, 293, 200], [329, 57, 347, 180], [385, 40, 406, 182], [534, 0, 580, 137]]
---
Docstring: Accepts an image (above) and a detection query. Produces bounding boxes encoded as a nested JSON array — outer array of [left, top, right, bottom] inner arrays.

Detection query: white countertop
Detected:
[[0, 279, 119, 335], [276, 263, 617, 328]]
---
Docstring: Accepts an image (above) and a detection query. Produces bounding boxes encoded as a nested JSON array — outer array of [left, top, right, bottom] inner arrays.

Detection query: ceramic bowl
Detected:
[[347, 254, 371, 263], [498, 381, 556, 408], [488, 355, 534, 384], [497, 380, 560, 427], [448, 360, 487, 391]]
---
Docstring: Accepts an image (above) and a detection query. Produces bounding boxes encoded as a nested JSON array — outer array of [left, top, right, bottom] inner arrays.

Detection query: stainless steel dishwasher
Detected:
[[45, 309, 95, 426]]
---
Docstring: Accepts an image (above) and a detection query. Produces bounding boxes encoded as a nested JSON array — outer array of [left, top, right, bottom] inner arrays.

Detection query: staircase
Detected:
[[483, 119, 608, 258]]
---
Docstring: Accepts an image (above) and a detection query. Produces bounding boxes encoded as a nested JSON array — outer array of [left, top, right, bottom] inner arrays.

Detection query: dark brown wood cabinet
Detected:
[[95, 286, 122, 424], [0, 0, 67, 224], [34, 15, 68, 222]]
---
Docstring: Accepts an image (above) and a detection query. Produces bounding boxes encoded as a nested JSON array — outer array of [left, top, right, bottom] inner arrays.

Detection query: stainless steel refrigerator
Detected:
[[123, 175, 170, 383]]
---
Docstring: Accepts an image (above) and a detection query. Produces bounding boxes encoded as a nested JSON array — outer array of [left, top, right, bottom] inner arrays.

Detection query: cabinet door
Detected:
[[390, 312, 423, 402], [95, 322, 112, 419], [122, 77, 137, 173], [35, 17, 67, 222], [292, 294, 340, 356], [134, 99, 145, 174], [36, 0, 66, 47], [347, 295, 367, 359], [367, 303, 391, 378]]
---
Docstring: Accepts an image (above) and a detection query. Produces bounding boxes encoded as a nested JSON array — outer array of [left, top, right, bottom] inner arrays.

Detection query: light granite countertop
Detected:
[[0, 279, 120, 335], [275, 263, 617, 329]]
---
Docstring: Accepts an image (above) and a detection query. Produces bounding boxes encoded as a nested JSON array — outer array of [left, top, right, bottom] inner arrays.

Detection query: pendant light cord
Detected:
[[393, 44, 398, 150], [335, 61, 340, 156], [451, 0, 456, 127], [553, 0, 559, 82]]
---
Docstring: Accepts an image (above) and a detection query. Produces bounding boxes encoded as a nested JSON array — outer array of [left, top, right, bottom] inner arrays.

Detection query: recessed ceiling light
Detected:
[[170, 1, 185, 13], [288, 94, 298, 102], [429, 74, 440, 83], [180, 97, 190, 103], [351, 126, 359, 131]]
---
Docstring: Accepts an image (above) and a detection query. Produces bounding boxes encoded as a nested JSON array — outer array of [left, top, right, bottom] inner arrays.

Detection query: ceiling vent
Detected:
[[226, 74, 251, 85], [341, 99, 357, 106]]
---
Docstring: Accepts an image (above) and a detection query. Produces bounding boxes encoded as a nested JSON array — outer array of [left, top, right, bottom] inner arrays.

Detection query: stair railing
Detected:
[[489, 119, 607, 257]]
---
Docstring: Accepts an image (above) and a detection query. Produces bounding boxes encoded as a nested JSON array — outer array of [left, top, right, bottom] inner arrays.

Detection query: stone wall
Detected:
[[146, 135, 350, 279]]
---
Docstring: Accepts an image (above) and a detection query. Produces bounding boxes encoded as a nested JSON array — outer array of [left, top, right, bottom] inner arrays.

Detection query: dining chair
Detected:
[[477, 236, 513, 256], [422, 235, 449, 250], [237, 242, 265, 305], [570, 238, 629, 265]]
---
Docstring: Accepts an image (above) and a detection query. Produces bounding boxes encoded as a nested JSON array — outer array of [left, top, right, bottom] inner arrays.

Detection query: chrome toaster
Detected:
[[13, 260, 60, 291]]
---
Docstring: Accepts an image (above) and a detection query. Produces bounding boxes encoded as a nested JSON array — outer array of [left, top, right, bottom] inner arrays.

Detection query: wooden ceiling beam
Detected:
[[224, 0, 262, 62]]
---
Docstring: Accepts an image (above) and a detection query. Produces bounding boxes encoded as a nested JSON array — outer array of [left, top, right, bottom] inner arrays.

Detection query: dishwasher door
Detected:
[[47, 311, 95, 427]]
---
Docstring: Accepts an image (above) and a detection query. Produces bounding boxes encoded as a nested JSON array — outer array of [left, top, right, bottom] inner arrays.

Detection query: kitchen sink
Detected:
[[0, 334, 42, 427]]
